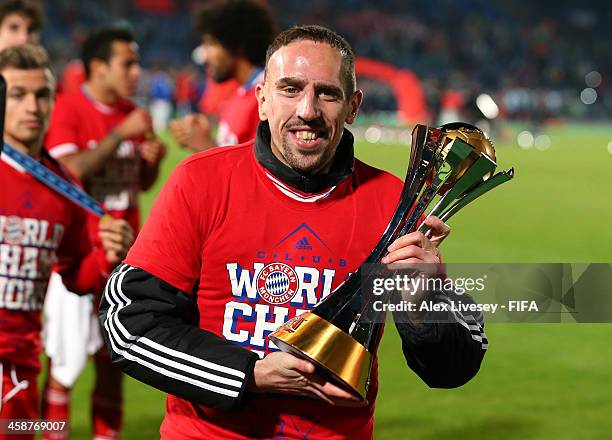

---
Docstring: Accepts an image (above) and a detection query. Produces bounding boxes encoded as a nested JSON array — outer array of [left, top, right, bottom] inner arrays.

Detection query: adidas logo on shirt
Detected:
[[295, 237, 312, 250]]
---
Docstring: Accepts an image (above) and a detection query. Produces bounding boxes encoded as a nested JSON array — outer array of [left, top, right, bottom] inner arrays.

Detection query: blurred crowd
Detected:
[[41, 0, 612, 126]]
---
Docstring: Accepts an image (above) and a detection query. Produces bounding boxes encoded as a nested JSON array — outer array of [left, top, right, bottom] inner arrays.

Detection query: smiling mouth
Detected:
[[289, 126, 328, 145], [294, 130, 320, 142]]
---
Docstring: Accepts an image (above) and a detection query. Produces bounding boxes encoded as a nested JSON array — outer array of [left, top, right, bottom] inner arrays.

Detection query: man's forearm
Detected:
[[58, 131, 123, 180], [99, 264, 259, 410], [394, 288, 488, 388]]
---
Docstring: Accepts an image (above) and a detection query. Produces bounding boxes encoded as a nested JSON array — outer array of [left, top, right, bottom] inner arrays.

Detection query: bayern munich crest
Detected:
[[4, 216, 24, 245], [256, 262, 299, 305]]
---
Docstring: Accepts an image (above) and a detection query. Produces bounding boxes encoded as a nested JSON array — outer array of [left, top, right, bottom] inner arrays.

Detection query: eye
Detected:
[[320, 91, 340, 101], [37, 89, 51, 99], [318, 88, 343, 101], [282, 86, 299, 95], [8, 91, 25, 100]]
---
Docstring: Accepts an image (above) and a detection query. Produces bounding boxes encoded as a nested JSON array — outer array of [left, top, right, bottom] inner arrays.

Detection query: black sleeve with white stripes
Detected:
[[393, 289, 488, 388], [98, 264, 260, 411]]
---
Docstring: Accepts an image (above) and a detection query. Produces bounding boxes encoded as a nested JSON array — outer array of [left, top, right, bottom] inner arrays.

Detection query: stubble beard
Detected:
[[280, 132, 335, 175]]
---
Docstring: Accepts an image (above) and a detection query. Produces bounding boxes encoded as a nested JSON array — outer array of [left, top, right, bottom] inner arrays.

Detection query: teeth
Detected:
[[295, 131, 317, 141]]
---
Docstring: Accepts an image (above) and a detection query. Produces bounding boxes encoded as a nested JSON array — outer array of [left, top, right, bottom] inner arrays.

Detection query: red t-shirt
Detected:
[[125, 141, 403, 439], [0, 153, 107, 372], [215, 71, 263, 146], [45, 88, 142, 239], [198, 78, 240, 117]]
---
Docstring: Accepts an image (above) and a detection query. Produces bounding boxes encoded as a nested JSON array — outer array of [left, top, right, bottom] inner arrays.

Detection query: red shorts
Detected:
[[0, 362, 38, 440]]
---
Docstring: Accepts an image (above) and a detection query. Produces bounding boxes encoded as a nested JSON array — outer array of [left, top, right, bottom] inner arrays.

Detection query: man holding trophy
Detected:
[[99, 25, 502, 439]]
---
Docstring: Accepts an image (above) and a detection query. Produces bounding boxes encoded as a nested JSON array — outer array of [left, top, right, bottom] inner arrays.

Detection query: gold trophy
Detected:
[[269, 122, 514, 399]]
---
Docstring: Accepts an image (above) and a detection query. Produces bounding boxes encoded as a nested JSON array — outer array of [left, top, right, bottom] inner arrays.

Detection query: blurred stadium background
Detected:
[[37, 0, 612, 438]]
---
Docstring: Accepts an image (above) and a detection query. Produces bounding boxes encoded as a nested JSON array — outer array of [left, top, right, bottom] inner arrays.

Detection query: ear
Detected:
[[90, 58, 108, 78], [345, 89, 363, 124], [255, 82, 268, 121]]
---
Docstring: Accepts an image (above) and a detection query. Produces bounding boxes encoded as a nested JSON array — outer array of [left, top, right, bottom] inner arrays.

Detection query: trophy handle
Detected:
[[426, 153, 497, 221], [438, 168, 514, 223], [420, 168, 515, 233]]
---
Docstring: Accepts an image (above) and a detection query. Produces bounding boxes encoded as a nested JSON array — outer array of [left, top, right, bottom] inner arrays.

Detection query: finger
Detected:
[[305, 377, 364, 406], [141, 140, 159, 150], [106, 249, 127, 262], [194, 114, 209, 124], [99, 231, 125, 245], [302, 384, 336, 405], [169, 122, 186, 134], [289, 376, 336, 405], [141, 151, 156, 163], [424, 216, 450, 238], [99, 219, 130, 233], [272, 369, 335, 404], [387, 232, 426, 252], [285, 356, 316, 375], [173, 133, 190, 146], [328, 396, 368, 407], [140, 147, 152, 157], [100, 239, 125, 254], [303, 372, 360, 400], [382, 245, 426, 264], [98, 228, 125, 242], [145, 142, 162, 152], [144, 143, 165, 158], [99, 230, 132, 249], [386, 258, 428, 270], [105, 251, 121, 265], [141, 109, 152, 122], [314, 379, 361, 401], [118, 220, 133, 235]]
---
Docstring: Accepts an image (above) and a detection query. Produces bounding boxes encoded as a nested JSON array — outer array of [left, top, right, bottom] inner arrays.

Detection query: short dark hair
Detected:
[[0, 43, 49, 71], [81, 27, 135, 78], [0, 0, 44, 32], [195, 0, 276, 66], [265, 25, 356, 99]]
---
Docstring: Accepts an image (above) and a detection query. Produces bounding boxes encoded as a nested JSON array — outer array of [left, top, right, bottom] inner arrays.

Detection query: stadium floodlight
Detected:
[[476, 93, 500, 119]]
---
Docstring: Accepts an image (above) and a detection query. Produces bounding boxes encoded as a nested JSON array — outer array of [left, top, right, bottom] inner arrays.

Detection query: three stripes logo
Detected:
[[256, 262, 299, 305], [295, 236, 312, 250]]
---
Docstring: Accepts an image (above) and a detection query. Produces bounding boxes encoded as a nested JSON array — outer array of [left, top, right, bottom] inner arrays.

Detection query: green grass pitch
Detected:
[[63, 123, 612, 439]]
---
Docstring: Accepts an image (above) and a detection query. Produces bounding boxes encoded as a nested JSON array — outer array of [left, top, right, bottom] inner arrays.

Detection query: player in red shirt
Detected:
[[0, 44, 133, 439], [42, 27, 166, 439], [169, 0, 276, 151], [100, 26, 487, 439]]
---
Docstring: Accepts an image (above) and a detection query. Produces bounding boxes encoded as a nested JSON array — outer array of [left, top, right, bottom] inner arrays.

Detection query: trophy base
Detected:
[[269, 312, 372, 399]]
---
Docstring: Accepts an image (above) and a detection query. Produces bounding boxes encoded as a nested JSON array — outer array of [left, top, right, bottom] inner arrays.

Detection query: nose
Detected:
[[296, 87, 320, 121], [13, 30, 29, 45], [131, 64, 142, 81], [24, 93, 39, 113]]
